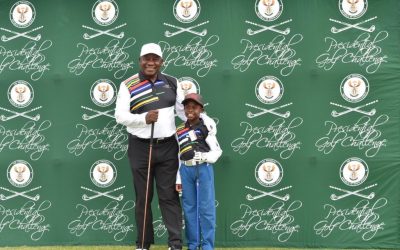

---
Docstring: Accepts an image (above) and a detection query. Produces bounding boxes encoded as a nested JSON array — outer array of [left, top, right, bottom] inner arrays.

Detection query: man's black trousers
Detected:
[[128, 134, 182, 248]]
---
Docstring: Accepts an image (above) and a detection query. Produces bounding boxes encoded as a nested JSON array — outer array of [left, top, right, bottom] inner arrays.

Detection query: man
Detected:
[[115, 43, 216, 250]]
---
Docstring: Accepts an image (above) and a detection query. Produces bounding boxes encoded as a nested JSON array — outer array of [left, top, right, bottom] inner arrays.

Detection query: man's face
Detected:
[[139, 54, 163, 78], [184, 100, 203, 123]]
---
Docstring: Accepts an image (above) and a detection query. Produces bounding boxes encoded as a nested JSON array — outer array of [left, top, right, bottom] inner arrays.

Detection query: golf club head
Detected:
[[1, 35, 8, 42], [0, 115, 7, 121], [331, 110, 339, 117], [0, 194, 5, 200], [117, 32, 124, 39], [33, 195, 40, 201], [283, 194, 290, 201], [83, 33, 91, 40], [117, 195, 124, 201], [368, 192, 375, 199], [199, 29, 207, 36], [330, 194, 338, 200], [247, 29, 255, 36], [245, 194, 253, 200], [164, 31, 173, 37], [33, 115, 40, 121], [368, 109, 376, 116], [368, 25, 376, 32], [34, 35, 41, 41], [331, 27, 339, 33], [283, 28, 290, 35], [82, 114, 90, 120], [246, 112, 254, 118], [82, 194, 90, 200], [283, 112, 290, 118]]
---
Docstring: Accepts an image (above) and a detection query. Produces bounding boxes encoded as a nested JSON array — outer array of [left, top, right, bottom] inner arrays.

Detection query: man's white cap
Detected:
[[140, 43, 163, 58]]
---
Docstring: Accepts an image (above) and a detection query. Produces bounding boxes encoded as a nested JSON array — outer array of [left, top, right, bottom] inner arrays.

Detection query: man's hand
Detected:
[[145, 110, 159, 124], [176, 184, 182, 192]]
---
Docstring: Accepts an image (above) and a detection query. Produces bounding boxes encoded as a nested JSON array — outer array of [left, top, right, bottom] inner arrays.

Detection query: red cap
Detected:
[[182, 93, 204, 107]]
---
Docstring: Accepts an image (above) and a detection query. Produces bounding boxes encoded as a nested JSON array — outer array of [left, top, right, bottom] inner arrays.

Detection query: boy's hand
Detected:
[[175, 184, 182, 192]]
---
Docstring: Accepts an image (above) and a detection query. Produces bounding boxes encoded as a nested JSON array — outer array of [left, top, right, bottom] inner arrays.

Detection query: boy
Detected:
[[175, 93, 222, 250]]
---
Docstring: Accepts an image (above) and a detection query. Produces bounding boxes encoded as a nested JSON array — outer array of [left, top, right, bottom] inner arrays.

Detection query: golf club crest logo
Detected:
[[245, 159, 292, 201], [329, 0, 376, 34], [255, 159, 283, 187], [82, 0, 126, 40], [10, 1, 35, 28], [164, 0, 209, 37], [329, 157, 377, 201], [90, 79, 117, 107], [81, 79, 116, 120], [0, 81, 42, 122], [7, 160, 33, 188], [255, 76, 283, 104], [8, 80, 34, 108], [340, 74, 369, 103], [246, 76, 292, 119], [246, 0, 291, 36], [330, 74, 377, 118], [173, 0, 201, 23], [339, 0, 368, 19], [177, 77, 200, 102], [255, 0, 283, 22], [0, 160, 42, 201], [90, 160, 117, 188], [81, 160, 125, 201], [92, 0, 119, 26]]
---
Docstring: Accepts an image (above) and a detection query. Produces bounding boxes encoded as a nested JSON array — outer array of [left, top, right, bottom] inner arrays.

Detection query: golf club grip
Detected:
[[149, 122, 155, 145]]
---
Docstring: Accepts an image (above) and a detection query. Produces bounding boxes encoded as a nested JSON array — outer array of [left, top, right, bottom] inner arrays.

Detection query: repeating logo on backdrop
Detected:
[[245, 158, 292, 201], [7, 160, 33, 188], [340, 74, 369, 103], [255, 158, 283, 187], [90, 160, 117, 188], [177, 77, 200, 101], [90, 79, 117, 107], [173, 0, 201, 23], [92, 0, 119, 26], [329, 157, 376, 201], [340, 157, 368, 186], [10, 1, 36, 28], [255, 0, 283, 22], [255, 76, 283, 104], [8, 80, 34, 108], [339, 0, 368, 19]]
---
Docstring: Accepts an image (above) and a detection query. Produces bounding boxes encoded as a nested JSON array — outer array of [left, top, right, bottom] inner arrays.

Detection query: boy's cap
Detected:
[[182, 93, 204, 107], [140, 43, 163, 58]]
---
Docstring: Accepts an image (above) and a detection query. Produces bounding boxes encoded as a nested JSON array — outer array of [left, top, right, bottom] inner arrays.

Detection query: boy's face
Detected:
[[184, 100, 203, 123]]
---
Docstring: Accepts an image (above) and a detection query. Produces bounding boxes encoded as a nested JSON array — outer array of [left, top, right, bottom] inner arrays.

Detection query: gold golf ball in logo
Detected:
[[173, 0, 200, 23], [7, 160, 33, 188], [10, 1, 35, 28], [339, 0, 368, 19], [92, 0, 118, 26]]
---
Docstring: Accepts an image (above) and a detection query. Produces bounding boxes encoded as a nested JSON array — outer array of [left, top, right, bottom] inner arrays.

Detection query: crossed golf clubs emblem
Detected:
[[0, 106, 42, 121], [246, 102, 292, 119], [163, 21, 209, 37], [329, 183, 377, 201], [245, 185, 292, 201], [81, 106, 114, 120], [245, 19, 292, 36], [0, 186, 41, 201], [330, 100, 378, 117], [81, 185, 124, 201], [330, 16, 377, 33], [0, 26, 43, 42], [82, 23, 126, 40]]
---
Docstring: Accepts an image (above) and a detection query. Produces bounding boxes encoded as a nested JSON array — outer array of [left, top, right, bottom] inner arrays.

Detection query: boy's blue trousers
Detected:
[[180, 162, 215, 250]]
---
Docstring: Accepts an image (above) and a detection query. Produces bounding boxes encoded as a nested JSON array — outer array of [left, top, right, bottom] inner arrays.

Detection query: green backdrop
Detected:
[[0, 0, 399, 248]]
